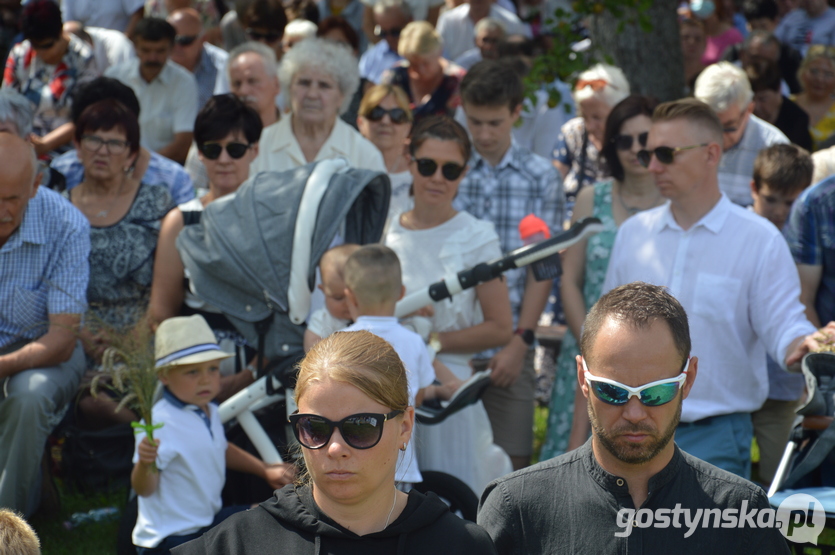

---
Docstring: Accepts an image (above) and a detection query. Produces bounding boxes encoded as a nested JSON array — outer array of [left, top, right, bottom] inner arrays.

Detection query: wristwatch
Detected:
[[429, 332, 442, 354], [514, 328, 535, 346]]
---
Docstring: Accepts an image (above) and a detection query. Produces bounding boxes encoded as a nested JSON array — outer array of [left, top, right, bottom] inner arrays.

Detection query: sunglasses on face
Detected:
[[31, 39, 57, 51], [413, 158, 465, 180], [174, 34, 200, 46], [289, 410, 404, 449], [199, 142, 251, 160], [583, 358, 690, 407], [614, 132, 648, 151], [365, 105, 411, 124], [375, 26, 402, 38], [245, 28, 282, 43], [636, 143, 708, 167]]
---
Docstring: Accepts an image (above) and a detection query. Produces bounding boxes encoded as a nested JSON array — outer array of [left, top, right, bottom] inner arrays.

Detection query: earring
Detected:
[[400, 443, 407, 452]]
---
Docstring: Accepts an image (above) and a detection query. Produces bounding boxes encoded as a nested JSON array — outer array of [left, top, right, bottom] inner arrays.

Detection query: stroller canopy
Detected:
[[177, 159, 390, 360]]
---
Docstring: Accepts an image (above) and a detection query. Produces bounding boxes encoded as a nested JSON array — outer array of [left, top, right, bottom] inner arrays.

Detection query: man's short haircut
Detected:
[[601, 95, 659, 182], [460, 59, 523, 111], [319, 243, 361, 282], [694, 61, 754, 112], [373, 0, 412, 19], [580, 282, 691, 368], [0, 509, 41, 555], [22, 0, 62, 43], [652, 98, 724, 146], [343, 245, 402, 308], [72, 77, 141, 122], [743, 0, 778, 22], [194, 94, 263, 147], [241, 0, 289, 33], [227, 41, 278, 79], [75, 99, 141, 154], [745, 59, 781, 93], [752, 143, 813, 194], [474, 17, 505, 36], [743, 29, 780, 54], [133, 18, 177, 44], [0, 88, 34, 138]]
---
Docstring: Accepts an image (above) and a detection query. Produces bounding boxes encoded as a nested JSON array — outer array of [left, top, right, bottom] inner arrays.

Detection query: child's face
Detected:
[[319, 271, 352, 321], [751, 182, 800, 229], [160, 359, 222, 412]]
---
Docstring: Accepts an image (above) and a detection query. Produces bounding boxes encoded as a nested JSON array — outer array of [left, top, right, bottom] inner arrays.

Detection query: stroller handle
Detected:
[[395, 217, 604, 318]]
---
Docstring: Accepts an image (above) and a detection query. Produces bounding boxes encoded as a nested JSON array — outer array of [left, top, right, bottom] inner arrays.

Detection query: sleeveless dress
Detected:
[[540, 180, 618, 460]]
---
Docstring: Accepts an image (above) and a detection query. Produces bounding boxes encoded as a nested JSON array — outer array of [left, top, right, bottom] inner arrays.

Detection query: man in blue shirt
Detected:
[[0, 134, 90, 516], [358, 0, 409, 85]]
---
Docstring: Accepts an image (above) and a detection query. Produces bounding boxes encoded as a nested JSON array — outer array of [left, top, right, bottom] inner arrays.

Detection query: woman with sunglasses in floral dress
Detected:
[[174, 330, 497, 554], [383, 116, 513, 497], [541, 95, 666, 461]]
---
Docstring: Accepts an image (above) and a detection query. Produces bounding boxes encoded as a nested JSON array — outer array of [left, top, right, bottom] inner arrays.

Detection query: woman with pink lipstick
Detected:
[[174, 331, 498, 554], [541, 95, 666, 461]]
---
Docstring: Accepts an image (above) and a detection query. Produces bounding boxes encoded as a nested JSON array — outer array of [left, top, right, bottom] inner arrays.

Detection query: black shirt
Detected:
[[774, 96, 813, 151]]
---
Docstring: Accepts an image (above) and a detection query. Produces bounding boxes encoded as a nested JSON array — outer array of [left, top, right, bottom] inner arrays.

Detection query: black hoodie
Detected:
[[172, 484, 498, 555]]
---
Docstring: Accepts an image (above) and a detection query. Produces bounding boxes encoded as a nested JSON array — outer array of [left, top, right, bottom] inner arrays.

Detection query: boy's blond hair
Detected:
[[343, 245, 402, 308], [0, 509, 41, 555], [319, 244, 361, 284]]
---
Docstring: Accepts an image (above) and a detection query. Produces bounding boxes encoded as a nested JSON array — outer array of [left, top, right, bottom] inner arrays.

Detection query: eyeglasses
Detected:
[[245, 28, 282, 43], [289, 410, 404, 449], [583, 358, 690, 407], [636, 144, 708, 167], [174, 34, 200, 46], [81, 134, 130, 155], [613, 132, 648, 151], [413, 158, 465, 180], [365, 106, 411, 124], [199, 142, 251, 160], [31, 39, 57, 51], [375, 25, 402, 39]]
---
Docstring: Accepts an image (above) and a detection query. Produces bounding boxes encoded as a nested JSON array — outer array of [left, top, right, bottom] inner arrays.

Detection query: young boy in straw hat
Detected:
[[131, 315, 295, 554]]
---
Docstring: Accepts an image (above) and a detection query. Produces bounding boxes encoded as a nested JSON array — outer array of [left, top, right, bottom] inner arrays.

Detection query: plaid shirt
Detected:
[[0, 187, 90, 348], [718, 115, 787, 207], [454, 141, 564, 320]]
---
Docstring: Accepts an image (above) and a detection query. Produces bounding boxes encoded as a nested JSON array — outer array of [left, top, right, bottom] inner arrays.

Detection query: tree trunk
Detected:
[[589, 0, 685, 102]]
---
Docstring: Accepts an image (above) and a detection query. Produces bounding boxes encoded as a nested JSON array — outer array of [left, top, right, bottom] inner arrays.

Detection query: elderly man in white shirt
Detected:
[[602, 97, 830, 479], [105, 17, 198, 164], [436, 0, 531, 61]]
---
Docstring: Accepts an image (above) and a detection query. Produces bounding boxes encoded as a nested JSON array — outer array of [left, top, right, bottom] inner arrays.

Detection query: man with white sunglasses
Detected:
[[479, 282, 789, 554]]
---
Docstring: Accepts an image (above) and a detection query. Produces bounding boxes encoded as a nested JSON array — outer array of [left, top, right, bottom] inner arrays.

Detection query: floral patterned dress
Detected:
[[540, 180, 617, 460]]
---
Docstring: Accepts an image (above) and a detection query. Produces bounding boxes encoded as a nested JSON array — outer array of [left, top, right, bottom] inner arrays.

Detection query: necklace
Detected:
[[616, 182, 661, 216], [77, 178, 127, 219], [383, 489, 397, 530]]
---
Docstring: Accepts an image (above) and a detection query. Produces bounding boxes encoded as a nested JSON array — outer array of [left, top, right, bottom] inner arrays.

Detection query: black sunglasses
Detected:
[[199, 142, 251, 160], [375, 26, 402, 39], [413, 158, 465, 180], [614, 132, 648, 151], [636, 144, 708, 167], [289, 410, 404, 450], [31, 39, 57, 51], [365, 106, 410, 124], [174, 34, 200, 46], [245, 28, 282, 43]]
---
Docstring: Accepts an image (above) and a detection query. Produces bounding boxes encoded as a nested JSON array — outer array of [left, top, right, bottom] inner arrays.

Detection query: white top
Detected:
[[105, 59, 199, 153], [436, 4, 531, 61], [250, 116, 386, 174], [602, 195, 816, 422], [344, 316, 436, 483], [86, 26, 135, 75], [132, 397, 227, 548], [387, 170, 413, 223], [307, 307, 349, 338], [61, 0, 145, 32]]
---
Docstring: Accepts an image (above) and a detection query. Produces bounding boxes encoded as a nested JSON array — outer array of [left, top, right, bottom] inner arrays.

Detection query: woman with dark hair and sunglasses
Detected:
[[383, 115, 513, 496], [540, 95, 665, 461], [358, 84, 414, 220], [175, 330, 497, 554], [149, 94, 263, 397]]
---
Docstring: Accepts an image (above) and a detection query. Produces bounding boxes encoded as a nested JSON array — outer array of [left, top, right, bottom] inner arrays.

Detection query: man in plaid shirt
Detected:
[[455, 60, 564, 470], [0, 134, 89, 515]]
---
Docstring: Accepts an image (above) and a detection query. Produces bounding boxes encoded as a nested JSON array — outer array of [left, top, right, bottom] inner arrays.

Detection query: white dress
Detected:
[[385, 211, 513, 496]]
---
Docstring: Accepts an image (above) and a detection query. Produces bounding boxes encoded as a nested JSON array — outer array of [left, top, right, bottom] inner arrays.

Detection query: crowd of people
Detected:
[[0, 0, 834, 552]]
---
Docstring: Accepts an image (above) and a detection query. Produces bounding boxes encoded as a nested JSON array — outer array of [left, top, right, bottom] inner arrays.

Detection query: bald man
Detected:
[[168, 8, 230, 110], [0, 134, 90, 516]]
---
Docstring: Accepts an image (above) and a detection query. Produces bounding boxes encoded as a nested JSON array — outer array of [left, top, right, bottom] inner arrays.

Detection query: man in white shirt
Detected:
[[63, 22, 135, 76], [695, 62, 788, 207], [775, 0, 835, 55], [436, 0, 531, 61], [105, 17, 198, 164], [453, 17, 505, 70], [602, 98, 829, 478]]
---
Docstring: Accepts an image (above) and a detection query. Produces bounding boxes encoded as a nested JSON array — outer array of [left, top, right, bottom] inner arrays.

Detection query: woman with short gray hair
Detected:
[[250, 38, 385, 173]]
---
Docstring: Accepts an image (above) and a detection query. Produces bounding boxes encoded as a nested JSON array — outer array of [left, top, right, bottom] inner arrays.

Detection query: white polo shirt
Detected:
[[105, 59, 198, 153], [436, 4, 531, 61], [602, 195, 815, 422]]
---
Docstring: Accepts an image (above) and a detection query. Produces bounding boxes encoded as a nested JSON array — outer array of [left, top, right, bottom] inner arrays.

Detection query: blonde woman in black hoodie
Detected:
[[174, 331, 497, 555]]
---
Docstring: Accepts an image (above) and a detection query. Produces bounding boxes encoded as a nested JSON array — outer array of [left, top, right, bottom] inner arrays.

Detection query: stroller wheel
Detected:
[[413, 471, 479, 522]]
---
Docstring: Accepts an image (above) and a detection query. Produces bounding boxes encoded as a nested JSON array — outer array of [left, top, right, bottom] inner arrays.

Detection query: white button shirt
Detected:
[[436, 4, 532, 61], [602, 195, 815, 422], [105, 59, 198, 153]]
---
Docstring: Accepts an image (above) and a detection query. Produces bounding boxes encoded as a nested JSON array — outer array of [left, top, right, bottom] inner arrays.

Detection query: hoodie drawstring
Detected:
[[397, 532, 408, 554]]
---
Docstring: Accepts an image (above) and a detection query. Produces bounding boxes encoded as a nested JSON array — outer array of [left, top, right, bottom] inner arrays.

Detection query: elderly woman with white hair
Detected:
[[250, 38, 385, 173], [0, 88, 35, 138], [553, 63, 630, 216]]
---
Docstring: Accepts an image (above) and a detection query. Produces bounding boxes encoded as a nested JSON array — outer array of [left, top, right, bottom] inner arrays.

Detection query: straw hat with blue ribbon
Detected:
[[155, 315, 233, 368]]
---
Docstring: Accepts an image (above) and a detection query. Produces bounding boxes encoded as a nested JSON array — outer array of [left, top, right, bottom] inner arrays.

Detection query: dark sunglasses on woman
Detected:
[[613, 132, 648, 151], [289, 410, 404, 450], [413, 158, 465, 180], [199, 142, 251, 160], [366, 106, 411, 125]]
